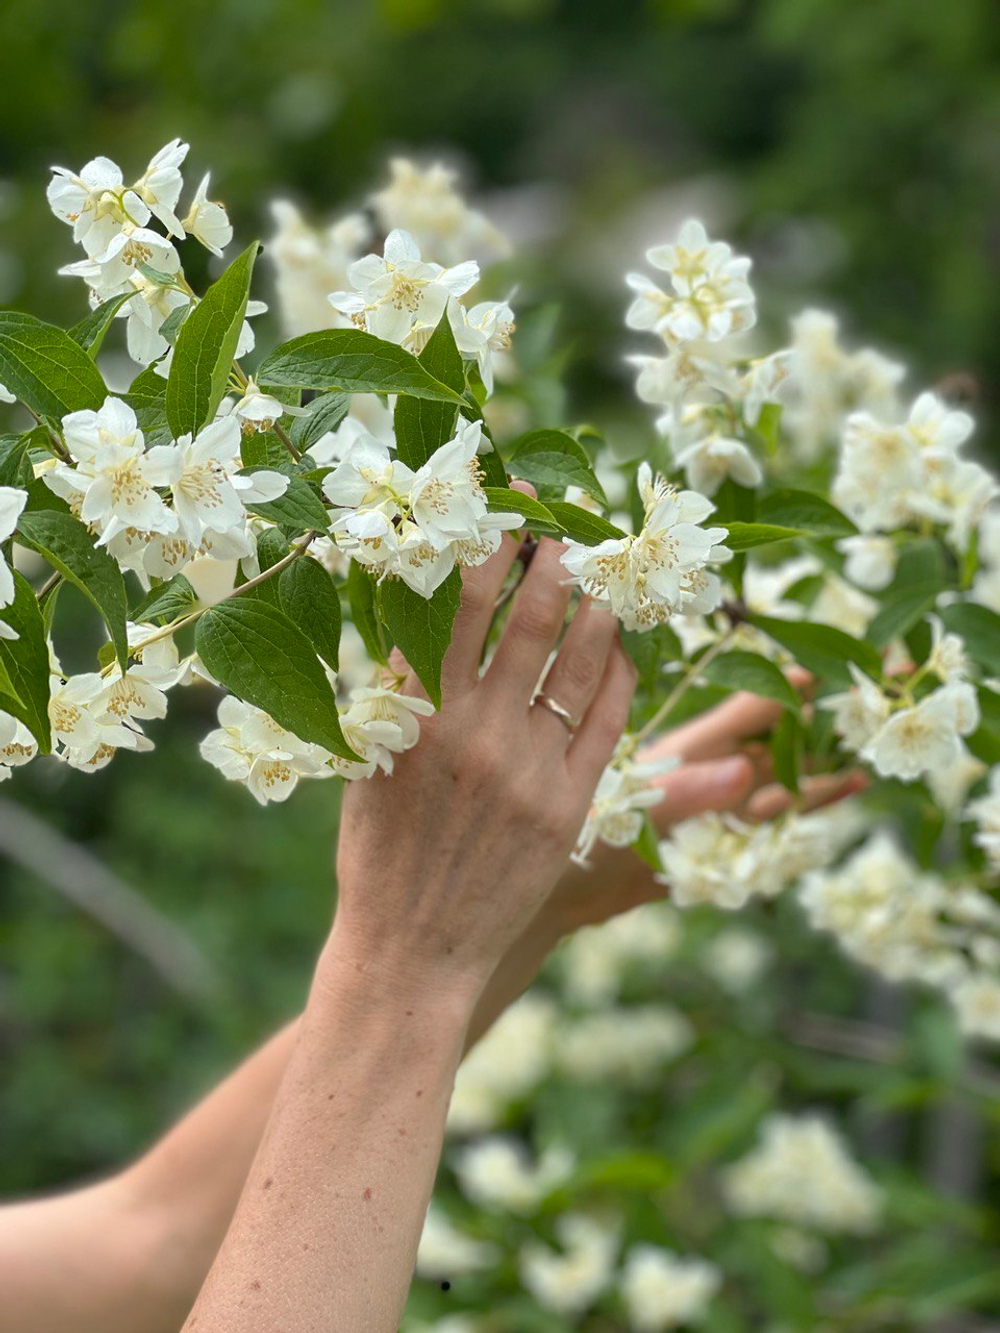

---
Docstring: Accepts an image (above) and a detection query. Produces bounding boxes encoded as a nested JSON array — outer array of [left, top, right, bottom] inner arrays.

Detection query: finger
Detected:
[[568, 640, 637, 787], [484, 537, 573, 704], [532, 599, 618, 746], [648, 754, 758, 832], [743, 769, 868, 822], [648, 689, 788, 763]]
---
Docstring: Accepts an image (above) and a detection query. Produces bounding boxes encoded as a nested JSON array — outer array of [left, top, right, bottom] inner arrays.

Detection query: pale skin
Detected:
[[0, 528, 861, 1333]]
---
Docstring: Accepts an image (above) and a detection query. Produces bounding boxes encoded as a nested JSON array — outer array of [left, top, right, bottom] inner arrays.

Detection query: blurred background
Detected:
[[3, 1, 1000, 1328]]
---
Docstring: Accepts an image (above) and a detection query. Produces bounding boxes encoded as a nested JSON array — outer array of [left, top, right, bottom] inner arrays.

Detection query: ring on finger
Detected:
[[532, 691, 579, 736]]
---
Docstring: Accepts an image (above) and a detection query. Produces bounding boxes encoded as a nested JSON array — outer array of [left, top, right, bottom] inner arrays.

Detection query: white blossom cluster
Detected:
[[721, 1112, 882, 1234], [799, 832, 1000, 1038]]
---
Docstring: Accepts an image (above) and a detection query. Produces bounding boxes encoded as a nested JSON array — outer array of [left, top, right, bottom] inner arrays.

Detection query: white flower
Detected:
[[333, 685, 435, 779], [948, 973, 1000, 1041], [822, 663, 891, 752], [267, 200, 370, 338], [621, 1246, 721, 1332], [910, 456, 998, 550], [555, 1005, 693, 1084], [0, 711, 37, 777], [329, 228, 479, 349], [199, 695, 332, 803], [967, 767, 1000, 870], [723, 1113, 881, 1233], [741, 349, 794, 427], [371, 158, 509, 267], [0, 383, 16, 404], [47, 154, 139, 258], [0, 485, 28, 611], [453, 1137, 573, 1214], [560, 464, 728, 632], [230, 377, 304, 434], [48, 669, 151, 771], [415, 1206, 497, 1280], [573, 745, 676, 864], [130, 138, 189, 238], [45, 398, 177, 545], [673, 433, 762, 496], [626, 219, 756, 344], [558, 903, 680, 1006], [519, 1214, 619, 1317], [182, 173, 232, 256], [448, 992, 556, 1134], [836, 534, 898, 591], [865, 682, 979, 782], [123, 252, 188, 365], [449, 299, 515, 394], [702, 927, 772, 994], [927, 614, 969, 683]]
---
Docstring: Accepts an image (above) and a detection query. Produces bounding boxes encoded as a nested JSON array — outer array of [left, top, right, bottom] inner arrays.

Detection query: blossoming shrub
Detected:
[[3, 138, 1000, 1324]]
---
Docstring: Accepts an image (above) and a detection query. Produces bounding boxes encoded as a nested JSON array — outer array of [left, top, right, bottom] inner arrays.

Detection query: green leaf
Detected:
[[16, 508, 129, 669], [244, 475, 331, 534], [257, 329, 465, 403], [279, 556, 342, 670], [506, 429, 608, 508], [159, 301, 191, 347], [545, 501, 625, 545], [703, 650, 800, 711], [620, 623, 681, 693], [939, 602, 1000, 676], [0, 434, 33, 488], [0, 311, 106, 418], [632, 813, 664, 873], [291, 391, 351, 452], [0, 571, 52, 752], [749, 614, 881, 686], [194, 599, 357, 760], [247, 528, 289, 608], [165, 239, 258, 438], [758, 489, 858, 539], [484, 486, 565, 536], [393, 312, 463, 470], [378, 567, 461, 709], [346, 561, 389, 664], [722, 521, 803, 552], [130, 574, 198, 625], [123, 363, 172, 445], [240, 429, 291, 469], [866, 541, 946, 650], [68, 292, 134, 358]]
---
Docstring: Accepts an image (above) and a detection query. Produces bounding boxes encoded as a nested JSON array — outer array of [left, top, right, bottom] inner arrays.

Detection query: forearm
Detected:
[[183, 934, 474, 1333]]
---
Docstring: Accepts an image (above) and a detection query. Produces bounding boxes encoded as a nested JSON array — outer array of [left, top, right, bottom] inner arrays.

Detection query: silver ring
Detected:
[[533, 691, 579, 736]]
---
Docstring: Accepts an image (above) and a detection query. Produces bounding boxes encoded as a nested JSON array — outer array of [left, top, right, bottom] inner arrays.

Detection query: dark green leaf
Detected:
[[758, 489, 858, 538], [866, 541, 945, 650], [16, 508, 128, 669], [279, 555, 342, 670], [291, 391, 351, 452], [939, 602, 1000, 676], [0, 311, 106, 417], [68, 292, 134, 358], [0, 434, 33, 488], [545, 501, 625, 545], [123, 364, 172, 445], [506, 429, 608, 508], [165, 239, 258, 437], [704, 650, 800, 711], [722, 521, 803, 552], [244, 475, 330, 535], [195, 599, 357, 760], [0, 571, 52, 751], [484, 486, 565, 536], [159, 301, 191, 347], [393, 312, 463, 470], [257, 329, 465, 402], [346, 561, 389, 664], [378, 567, 461, 708], [620, 623, 681, 693], [130, 574, 198, 625], [240, 429, 291, 469], [750, 614, 881, 686]]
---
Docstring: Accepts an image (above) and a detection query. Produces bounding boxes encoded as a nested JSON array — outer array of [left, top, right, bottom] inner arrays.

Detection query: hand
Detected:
[[329, 533, 637, 1002], [544, 676, 867, 935]]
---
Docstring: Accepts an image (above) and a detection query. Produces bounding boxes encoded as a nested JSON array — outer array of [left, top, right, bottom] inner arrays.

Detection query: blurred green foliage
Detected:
[[2, 0, 1000, 1323]]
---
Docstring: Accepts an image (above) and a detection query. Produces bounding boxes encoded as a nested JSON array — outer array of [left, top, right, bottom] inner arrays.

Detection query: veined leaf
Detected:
[[17, 508, 128, 669], [758, 489, 858, 539], [484, 487, 565, 537], [165, 239, 258, 438], [279, 555, 342, 670], [704, 650, 800, 712], [195, 599, 357, 760], [131, 574, 198, 626], [124, 363, 172, 445], [750, 613, 881, 686], [346, 561, 390, 664], [378, 567, 462, 708], [0, 571, 52, 752], [722, 521, 803, 552], [0, 311, 106, 417], [0, 434, 33, 488], [545, 501, 625, 545], [244, 475, 331, 534], [394, 312, 463, 470], [257, 329, 465, 403], [291, 391, 351, 452], [506, 429, 608, 508], [68, 292, 134, 359]]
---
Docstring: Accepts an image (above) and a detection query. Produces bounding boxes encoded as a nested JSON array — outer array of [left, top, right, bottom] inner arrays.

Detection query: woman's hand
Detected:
[[330, 532, 637, 1002], [545, 679, 867, 936]]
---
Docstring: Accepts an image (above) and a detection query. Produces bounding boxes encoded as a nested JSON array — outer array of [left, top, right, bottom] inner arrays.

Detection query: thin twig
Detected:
[[0, 798, 221, 1004]]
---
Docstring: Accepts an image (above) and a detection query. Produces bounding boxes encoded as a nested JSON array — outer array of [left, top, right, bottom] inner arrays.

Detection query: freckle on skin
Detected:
[[398, 1127, 407, 1136], [405, 1010, 413, 1017], [416, 1089, 423, 1097], [251, 1280, 261, 1291], [363, 1187, 372, 1201], [263, 1178, 273, 1190]]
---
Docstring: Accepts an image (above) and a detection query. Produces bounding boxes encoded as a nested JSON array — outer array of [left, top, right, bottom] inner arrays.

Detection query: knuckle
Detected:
[[457, 577, 490, 621], [513, 593, 563, 644], [558, 644, 603, 695]]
